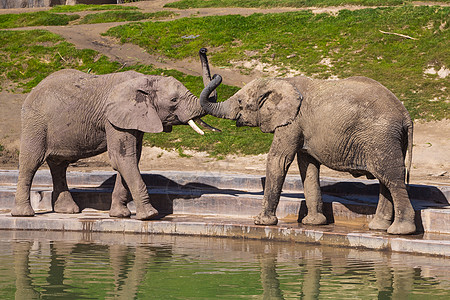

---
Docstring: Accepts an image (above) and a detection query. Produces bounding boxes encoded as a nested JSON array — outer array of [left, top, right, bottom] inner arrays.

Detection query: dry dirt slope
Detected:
[[0, 1, 449, 185]]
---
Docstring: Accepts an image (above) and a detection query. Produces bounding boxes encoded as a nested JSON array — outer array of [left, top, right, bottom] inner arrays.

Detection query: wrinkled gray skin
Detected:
[[12, 69, 219, 220], [201, 72, 414, 235]]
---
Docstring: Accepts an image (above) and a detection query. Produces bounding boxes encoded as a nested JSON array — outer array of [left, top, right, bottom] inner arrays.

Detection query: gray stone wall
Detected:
[[1, 0, 119, 9], [1, 0, 63, 8]]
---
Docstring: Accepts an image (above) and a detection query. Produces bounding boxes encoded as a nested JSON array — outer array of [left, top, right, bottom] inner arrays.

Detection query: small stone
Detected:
[[286, 54, 296, 59]]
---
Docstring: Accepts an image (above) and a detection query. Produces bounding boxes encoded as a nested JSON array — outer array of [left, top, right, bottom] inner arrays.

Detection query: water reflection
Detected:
[[0, 231, 449, 299]]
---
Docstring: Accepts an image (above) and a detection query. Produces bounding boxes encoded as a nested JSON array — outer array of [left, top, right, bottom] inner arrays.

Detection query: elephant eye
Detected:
[[170, 97, 178, 103]]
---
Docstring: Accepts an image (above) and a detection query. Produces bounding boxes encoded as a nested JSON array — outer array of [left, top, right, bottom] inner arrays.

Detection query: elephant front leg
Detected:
[[106, 124, 158, 220], [254, 160, 286, 225], [255, 130, 298, 226], [12, 148, 46, 216], [109, 173, 132, 218], [297, 153, 327, 225]]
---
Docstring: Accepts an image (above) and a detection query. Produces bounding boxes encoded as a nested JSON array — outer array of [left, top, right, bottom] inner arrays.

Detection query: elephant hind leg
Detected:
[[47, 159, 80, 214], [369, 183, 393, 231], [370, 161, 415, 235], [12, 138, 47, 216], [386, 181, 415, 235], [297, 153, 327, 225]]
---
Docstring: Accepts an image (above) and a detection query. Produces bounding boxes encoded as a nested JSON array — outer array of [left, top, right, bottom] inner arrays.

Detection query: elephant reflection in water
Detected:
[[109, 244, 155, 298], [12, 241, 39, 299], [8, 239, 446, 298], [10, 239, 161, 299], [256, 247, 428, 299], [259, 256, 284, 299]]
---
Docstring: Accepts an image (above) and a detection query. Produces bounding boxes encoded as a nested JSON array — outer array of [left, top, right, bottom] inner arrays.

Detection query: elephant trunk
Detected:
[[200, 74, 239, 120], [180, 78, 223, 135], [199, 48, 217, 103]]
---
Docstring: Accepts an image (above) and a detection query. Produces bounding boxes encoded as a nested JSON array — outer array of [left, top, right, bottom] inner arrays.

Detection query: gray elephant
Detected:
[[201, 65, 414, 234], [12, 67, 219, 220]]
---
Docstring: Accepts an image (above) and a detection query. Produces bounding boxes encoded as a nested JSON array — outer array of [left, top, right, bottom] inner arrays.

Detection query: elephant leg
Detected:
[[106, 123, 157, 220], [386, 181, 415, 235], [369, 183, 393, 231], [297, 153, 327, 225], [12, 137, 46, 216], [47, 159, 80, 214], [371, 154, 415, 235], [254, 127, 299, 226], [110, 133, 143, 218], [109, 173, 132, 218]]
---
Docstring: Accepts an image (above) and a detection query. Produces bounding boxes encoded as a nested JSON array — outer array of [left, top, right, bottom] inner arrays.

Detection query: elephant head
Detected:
[[105, 72, 221, 135], [200, 75, 303, 133]]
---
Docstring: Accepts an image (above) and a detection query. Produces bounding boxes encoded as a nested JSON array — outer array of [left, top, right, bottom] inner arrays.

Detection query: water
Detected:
[[0, 231, 449, 299]]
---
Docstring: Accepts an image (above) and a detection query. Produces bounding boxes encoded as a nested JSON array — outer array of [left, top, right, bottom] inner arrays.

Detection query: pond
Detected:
[[0, 231, 449, 299]]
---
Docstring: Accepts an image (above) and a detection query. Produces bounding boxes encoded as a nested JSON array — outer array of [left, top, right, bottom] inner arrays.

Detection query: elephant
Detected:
[[200, 57, 414, 235], [12, 65, 219, 220]]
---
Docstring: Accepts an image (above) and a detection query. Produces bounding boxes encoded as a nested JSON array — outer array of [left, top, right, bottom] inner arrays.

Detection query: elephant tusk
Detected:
[[188, 119, 205, 135], [194, 117, 222, 132]]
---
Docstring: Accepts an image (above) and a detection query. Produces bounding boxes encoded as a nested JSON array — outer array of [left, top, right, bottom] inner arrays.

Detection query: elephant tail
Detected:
[[405, 121, 413, 185]]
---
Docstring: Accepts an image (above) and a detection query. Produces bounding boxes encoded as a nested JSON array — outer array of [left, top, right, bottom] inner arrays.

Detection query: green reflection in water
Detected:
[[0, 231, 449, 299]]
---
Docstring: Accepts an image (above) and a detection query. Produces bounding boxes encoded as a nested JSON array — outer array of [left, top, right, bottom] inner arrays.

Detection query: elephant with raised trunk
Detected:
[[200, 52, 415, 235], [13, 65, 219, 220]]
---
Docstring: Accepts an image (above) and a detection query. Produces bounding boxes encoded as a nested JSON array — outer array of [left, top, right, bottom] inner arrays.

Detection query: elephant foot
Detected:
[[53, 191, 80, 214], [254, 212, 278, 225], [368, 216, 391, 231], [11, 204, 35, 217], [387, 220, 416, 235], [109, 202, 131, 218], [135, 204, 158, 220], [301, 213, 327, 225]]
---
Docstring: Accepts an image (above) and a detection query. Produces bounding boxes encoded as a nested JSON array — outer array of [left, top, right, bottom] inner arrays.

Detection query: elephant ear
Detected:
[[258, 79, 303, 133], [105, 76, 163, 133]]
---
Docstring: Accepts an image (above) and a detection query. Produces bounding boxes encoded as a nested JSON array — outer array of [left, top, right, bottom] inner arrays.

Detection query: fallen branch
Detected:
[[379, 30, 417, 40], [57, 52, 67, 62]]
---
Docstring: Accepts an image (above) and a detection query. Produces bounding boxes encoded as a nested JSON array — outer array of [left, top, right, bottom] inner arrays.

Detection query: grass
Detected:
[[0, 11, 79, 29], [164, 0, 418, 9], [0, 30, 124, 93], [50, 4, 139, 13], [106, 6, 450, 120], [79, 11, 176, 24]]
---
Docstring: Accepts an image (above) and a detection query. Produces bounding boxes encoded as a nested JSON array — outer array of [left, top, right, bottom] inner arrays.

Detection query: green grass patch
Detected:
[[106, 6, 450, 120], [164, 0, 411, 9], [79, 10, 176, 24], [50, 4, 139, 13], [0, 11, 79, 29], [0, 30, 123, 92]]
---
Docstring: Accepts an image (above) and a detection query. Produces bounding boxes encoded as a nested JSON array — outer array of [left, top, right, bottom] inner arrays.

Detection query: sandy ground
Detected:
[[0, 0, 449, 186]]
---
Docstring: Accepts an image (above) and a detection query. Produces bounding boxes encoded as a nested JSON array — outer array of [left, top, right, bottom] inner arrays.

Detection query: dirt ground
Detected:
[[0, 0, 449, 186]]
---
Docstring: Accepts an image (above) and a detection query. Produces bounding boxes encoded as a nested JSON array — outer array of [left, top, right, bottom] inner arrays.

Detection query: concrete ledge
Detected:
[[1, 169, 449, 203], [1, 169, 449, 234], [1, 211, 449, 257]]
